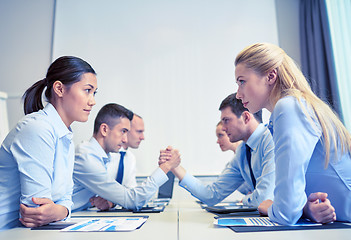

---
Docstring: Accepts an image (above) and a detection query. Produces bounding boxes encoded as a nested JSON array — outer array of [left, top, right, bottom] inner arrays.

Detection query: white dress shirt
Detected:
[[72, 137, 168, 212], [109, 148, 137, 188], [179, 124, 275, 207]]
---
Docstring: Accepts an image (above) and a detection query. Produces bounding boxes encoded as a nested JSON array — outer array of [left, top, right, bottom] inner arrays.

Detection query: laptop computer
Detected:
[[205, 203, 257, 214], [107, 172, 175, 213], [133, 172, 175, 212], [158, 171, 175, 199]]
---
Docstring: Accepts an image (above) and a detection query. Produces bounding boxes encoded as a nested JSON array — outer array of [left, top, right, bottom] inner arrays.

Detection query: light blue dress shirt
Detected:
[[179, 123, 275, 207], [267, 96, 351, 225], [72, 137, 168, 211], [0, 103, 74, 231]]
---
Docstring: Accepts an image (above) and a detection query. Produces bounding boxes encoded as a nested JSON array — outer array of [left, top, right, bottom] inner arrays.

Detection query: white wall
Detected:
[[0, 0, 55, 129], [53, 0, 279, 175], [1, 0, 301, 176]]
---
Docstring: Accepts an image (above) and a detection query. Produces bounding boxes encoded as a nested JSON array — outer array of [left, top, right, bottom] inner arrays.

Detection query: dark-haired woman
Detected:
[[0, 56, 97, 231]]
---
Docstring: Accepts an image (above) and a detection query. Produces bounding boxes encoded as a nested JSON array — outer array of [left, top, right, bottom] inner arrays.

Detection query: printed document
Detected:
[[61, 217, 148, 232]]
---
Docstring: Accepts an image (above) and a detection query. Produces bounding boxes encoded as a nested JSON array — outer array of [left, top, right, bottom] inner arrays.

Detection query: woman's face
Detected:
[[60, 72, 98, 127], [235, 63, 273, 113], [216, 124, 233, 152]]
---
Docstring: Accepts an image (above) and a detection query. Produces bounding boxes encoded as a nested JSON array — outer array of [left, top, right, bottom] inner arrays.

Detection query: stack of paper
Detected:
[[214, 217, 321, 227], [61, 217, 148, 232]]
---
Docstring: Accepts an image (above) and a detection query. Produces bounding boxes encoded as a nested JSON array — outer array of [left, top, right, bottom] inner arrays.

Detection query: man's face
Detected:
[[104, 117, 130, 153], [220, 106, 246, 143], [125, 116, 145, 149]]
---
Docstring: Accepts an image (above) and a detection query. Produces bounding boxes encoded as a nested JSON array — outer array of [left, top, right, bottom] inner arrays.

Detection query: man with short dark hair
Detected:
[[112, 114, 145, 189], [72, 103, 180, 211], [167, 93, 275, 207]]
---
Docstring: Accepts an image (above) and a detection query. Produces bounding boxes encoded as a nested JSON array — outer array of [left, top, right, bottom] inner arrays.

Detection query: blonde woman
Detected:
[[234, 43, 351, 225]]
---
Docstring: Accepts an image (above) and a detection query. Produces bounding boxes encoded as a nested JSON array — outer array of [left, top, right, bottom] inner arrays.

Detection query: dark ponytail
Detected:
[[22, 79, 47, 115], [22, 56, 96, 115]]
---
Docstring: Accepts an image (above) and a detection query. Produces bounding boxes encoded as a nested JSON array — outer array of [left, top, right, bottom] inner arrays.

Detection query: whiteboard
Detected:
[[53, 0, 278, 175]]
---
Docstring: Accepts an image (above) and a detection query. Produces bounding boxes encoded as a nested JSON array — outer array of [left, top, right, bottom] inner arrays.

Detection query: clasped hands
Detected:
[[158, 146, 181, 173], [88, 146, 181, 211]]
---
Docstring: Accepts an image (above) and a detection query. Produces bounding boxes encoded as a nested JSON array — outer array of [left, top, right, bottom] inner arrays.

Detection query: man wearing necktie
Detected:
[[168, 93, 329, 220], [115, 114, 145, 187], [169, 93, 275, 207], [216, 121, 250, 195], [72, 103, 181, 212]]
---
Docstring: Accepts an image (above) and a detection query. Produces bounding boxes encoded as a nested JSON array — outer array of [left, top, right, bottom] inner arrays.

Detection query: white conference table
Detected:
[[177, 200, 351, 240], [1, 187, 351, 240], [0, 206, 178, 240]]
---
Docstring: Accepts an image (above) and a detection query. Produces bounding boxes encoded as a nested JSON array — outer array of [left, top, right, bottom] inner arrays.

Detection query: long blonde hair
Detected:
[[235, 43, 351, 166]]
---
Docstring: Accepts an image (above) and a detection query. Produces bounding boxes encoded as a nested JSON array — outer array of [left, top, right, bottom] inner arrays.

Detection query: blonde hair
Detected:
[[235, 43, 351, 167]]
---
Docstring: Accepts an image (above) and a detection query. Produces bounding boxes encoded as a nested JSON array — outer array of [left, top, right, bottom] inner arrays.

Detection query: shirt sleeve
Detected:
[[55, 158, 74, 220], [242, 133, 275, 207], [179, 153, 244, 206], [268, 97, 321, 225], [74, 150, 168, 210], [11, 121, 56, 207]]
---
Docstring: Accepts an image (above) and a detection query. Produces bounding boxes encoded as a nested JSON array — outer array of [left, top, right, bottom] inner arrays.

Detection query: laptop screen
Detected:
[[157, 171, 175, 198]]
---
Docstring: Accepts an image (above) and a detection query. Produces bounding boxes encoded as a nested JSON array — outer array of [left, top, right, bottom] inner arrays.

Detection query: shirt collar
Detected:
[[119, 147, 127, 153], [42, 103, 73, 140], [245, 123, 266, 152], [89, 137, 110, 163]]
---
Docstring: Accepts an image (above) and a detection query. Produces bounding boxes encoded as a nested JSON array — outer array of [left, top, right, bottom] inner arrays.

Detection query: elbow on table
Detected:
[[269, 206, 303, 226]]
